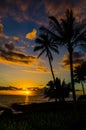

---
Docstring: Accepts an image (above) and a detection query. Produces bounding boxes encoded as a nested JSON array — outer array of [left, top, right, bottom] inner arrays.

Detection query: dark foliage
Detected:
[[44, 77, 72, 102]]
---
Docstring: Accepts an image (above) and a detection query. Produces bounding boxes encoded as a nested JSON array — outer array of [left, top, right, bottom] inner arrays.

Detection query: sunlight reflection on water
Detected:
[[0, 90, 84, 107], [25, 95, 29, 104], [0, 95, 47, 107]]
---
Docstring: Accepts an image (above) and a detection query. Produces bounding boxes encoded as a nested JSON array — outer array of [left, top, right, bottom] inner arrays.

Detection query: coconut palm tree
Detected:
[[39, 9, 86, 102], [74, 62, 86, 95], [34, 33, 59, 82]]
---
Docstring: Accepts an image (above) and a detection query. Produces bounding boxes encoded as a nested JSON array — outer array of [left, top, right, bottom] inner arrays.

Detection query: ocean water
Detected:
[[0, 94, 48, 107], [0, 91, 82, 107]]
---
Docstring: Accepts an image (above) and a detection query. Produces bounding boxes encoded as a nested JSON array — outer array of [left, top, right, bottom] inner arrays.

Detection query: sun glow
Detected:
[[20, 89, 35, 96], [0, 90, 34, 96], [17, 90, 34, 96], [23, 90, 31, 95]]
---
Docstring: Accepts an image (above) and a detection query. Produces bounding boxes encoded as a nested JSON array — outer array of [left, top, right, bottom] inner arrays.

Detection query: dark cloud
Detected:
[[61, 52, 86, 68], [0, 0, 85, 24], [0, 86, 22, 90], [0, 48, 38, 65], [5, 42, 14, 50], [0, 22, 38, 66], [0, 0, 44, 23], [44, 0, 86, 20], [0, 21, 38, 66]]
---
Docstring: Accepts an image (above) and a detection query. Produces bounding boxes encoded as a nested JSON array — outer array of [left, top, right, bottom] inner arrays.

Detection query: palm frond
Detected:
[[39, 26, 62, 41], [49, 16, 63, 36], [50, 46, 59, 54], [75, 22, 86, 33], [38, 49, 46, 58], [35, 38, 44, 44], [73, 32, 86, 44], [39, 34, 48, 41], [34, 46, 44, 52]]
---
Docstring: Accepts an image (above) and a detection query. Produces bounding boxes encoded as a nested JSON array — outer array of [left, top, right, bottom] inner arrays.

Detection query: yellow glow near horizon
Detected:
[[0, 90, 34, 96], [13, 80, 39, 89]]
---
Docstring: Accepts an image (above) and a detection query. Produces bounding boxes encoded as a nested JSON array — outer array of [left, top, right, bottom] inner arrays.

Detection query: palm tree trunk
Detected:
[[69, 48, 76, 102], [81, 81, 85, 95], [47, 51, 56, 83]]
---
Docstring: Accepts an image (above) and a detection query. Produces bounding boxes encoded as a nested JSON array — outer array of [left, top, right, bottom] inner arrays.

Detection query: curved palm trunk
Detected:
[[81, 81, 85, 95], [69, 48, 76, 102], [47, 51, 56, 83]]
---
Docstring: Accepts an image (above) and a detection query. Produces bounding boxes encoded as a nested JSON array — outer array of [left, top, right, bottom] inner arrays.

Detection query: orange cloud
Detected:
[[0, 23, 3, 32], [24, 65, 50, 73], [23, 64, 58, 74], [0, 54, 38, 66], [0, 41, 38, 66], [0, 33, 8, 39], [0, 23, 9, 39], [19, 2, 29, 12], [12, 36, 19, 42], [26, 29, 37, 40]]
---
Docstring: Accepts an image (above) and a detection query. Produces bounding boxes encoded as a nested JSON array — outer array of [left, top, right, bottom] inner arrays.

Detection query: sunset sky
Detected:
[[0, 0, 86, 93]]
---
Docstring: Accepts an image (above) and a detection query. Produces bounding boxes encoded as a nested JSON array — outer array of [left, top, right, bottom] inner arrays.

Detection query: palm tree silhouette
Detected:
[[44, 77, 71, 102], [74, 62, 86, 95], [39, 9, 86, 102], [34, 34, 59, 82]]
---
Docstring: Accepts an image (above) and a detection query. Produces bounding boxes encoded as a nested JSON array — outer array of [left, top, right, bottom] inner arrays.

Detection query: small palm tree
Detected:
[[34, 34, 59, 83], [44, 77, 71, 102], [39, 9, 86, 102], [74, 62, 86, 95]]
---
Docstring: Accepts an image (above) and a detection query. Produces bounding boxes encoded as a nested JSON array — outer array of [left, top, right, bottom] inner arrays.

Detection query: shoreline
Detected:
[[0, 100, 86, 115], [0, 101, 86, 130]]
